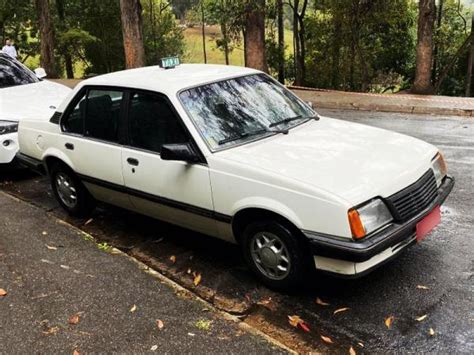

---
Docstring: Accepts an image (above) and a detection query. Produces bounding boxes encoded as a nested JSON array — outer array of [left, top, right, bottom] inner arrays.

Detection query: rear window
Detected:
[[0, 55, 39, 89]]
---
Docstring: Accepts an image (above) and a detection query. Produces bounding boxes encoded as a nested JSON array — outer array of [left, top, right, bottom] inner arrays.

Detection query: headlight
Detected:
[[0, 121, 18, 135], [348, 199, 393, 239], [432, 152, 447, 187]]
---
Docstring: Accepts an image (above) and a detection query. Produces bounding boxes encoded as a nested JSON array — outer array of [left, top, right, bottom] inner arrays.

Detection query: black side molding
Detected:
[[15, 153, 46, 175]]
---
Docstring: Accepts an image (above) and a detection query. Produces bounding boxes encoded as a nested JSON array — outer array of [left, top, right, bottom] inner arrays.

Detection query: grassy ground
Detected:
[[183, 25, 294, 66]]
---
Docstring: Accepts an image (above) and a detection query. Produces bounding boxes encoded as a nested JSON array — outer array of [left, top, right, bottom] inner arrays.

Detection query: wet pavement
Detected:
[[1, 110, 473, 354]]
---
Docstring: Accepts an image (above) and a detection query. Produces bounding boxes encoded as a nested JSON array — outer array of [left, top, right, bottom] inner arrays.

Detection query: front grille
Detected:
[[386, 170, 439, 221]]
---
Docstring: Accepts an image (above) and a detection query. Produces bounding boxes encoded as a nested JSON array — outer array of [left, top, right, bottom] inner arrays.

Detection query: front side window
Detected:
[[128, 92, 187, 153], [0, 56, 39, 89], [179, 74, 315, 151]]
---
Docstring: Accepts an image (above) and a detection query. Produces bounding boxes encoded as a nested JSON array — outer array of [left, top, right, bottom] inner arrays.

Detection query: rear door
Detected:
[[60, 87, 131, 209], [121, 90, 217, 236]]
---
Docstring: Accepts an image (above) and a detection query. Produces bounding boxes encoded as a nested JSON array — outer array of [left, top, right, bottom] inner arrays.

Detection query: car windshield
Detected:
[[179, 74, 316, 150], [0, 55, 40, 89]]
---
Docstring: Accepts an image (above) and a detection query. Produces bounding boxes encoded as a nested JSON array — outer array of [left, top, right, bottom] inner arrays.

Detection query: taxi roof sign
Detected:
[[160, 56, 180, 69]]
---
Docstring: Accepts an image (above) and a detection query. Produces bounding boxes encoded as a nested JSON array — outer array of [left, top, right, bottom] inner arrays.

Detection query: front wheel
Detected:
[[241, 220, 308, 289], [50, 163, 95, 217]]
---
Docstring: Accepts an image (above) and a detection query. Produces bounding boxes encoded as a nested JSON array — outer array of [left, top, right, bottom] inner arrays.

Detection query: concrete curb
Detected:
[[290, 87, 474, 117]]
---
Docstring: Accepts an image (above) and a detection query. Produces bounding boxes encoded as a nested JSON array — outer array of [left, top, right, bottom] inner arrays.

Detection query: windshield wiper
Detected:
[[269, 114, 319, 128], [218, 128, 287, 145]]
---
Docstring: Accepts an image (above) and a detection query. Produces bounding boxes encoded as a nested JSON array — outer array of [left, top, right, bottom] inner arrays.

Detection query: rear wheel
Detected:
[[241, 220, 308, 289], [50, 163, 95, 217]]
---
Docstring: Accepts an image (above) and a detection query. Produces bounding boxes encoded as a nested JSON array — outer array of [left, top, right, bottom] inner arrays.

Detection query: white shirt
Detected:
[[2, 45, 17, 59]]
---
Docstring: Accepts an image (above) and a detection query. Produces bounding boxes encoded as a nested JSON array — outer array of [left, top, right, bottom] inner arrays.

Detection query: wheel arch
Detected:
[[42, 150, 75, 175], [231, 207, 305, 245]]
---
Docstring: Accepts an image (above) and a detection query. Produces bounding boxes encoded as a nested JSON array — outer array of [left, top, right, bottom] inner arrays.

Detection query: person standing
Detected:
[[2, 39, 18, 59]]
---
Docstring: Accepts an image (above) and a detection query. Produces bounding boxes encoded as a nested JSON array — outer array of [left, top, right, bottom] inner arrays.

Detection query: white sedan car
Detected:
[[0, 52, 71, 167], [17, 62, 454, 288]]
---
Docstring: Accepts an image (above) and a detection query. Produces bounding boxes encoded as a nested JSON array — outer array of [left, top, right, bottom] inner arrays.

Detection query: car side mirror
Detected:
[[34, 68, 47, 79], [161, 143, 200, 163]]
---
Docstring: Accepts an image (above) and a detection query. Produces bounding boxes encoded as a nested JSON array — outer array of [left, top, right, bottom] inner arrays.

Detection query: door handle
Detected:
[[127, 157, 139, 166], [65, 143, 74, 150]]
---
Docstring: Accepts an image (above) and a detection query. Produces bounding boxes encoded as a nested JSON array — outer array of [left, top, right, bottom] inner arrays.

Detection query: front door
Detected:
[[121, 90, 217, 236]]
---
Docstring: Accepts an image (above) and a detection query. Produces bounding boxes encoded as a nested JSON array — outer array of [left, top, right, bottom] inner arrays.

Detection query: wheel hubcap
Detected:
[[250, 232, 291, 280], [55, 172, 77, 209]]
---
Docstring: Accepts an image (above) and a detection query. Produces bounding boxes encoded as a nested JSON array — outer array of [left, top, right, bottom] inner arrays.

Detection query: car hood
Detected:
[[0, 80, 71, 121], [217, 117, 438, 205]]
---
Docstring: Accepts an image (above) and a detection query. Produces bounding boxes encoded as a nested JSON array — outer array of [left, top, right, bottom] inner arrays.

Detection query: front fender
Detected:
[[231, 197, 304, 229]]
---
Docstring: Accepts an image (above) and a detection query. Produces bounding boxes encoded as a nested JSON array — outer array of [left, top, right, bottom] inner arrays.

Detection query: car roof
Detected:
[[79, 64, 261, 96]]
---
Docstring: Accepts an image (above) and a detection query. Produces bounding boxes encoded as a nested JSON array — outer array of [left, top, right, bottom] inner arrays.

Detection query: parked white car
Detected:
[[0, 52, 71, 166], [17, 61, 454, 288]]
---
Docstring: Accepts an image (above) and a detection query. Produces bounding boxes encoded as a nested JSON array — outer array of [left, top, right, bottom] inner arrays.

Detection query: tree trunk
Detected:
[[244, 0, 268, 72], [201, 1, 207, 64], [432, 0, 443, 82], [293, 0, 302, 85], [277, 0, 285, 83], [465, 13, 474, 97], [119, 0, 145, 69], [331, 16, 341, 88], [221, 21, 230, 65], [412, 0, 435, 94], [35, 0, 58, 78]]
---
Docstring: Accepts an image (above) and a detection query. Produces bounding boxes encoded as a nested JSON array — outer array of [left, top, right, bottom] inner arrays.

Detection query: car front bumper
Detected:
[[304, 175, 455, 277], [0, 132, 19, 165]]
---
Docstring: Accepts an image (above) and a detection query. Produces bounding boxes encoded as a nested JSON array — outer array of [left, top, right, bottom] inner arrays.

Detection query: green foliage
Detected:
[[303, 0, 417, 92], [142, 0, 186, 64]]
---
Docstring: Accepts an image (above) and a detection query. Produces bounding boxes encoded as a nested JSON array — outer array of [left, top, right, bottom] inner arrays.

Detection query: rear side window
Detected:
[[62, 92, 86, 134], [84, 90, 123, 142], [62, 88, 123, 142]]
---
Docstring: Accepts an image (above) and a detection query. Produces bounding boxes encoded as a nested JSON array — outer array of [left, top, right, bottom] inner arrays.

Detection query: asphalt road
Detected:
[[1, 110, 473, 354]]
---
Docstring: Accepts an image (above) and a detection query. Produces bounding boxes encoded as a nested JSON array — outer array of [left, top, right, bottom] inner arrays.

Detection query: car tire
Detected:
[[50, 163, 95, 217], [241, 220, 308, 289]]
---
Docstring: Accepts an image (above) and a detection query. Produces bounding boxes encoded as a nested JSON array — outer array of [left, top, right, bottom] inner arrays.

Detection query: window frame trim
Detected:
[[59, 85, 206, 164]]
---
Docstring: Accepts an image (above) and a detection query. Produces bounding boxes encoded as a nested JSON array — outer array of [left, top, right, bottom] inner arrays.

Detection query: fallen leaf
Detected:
[[42, 326, 60, 335], [73, 350, 81, 355], [417, 285, 429, 290], [84, 218, 94, 225], [349, 346, 357, 355], [257, 297, 276, 311], [188, 332, 195, 337], [46, 245, 57, 251], [150, 345, 158, 351], [288, 315, 310, 332], [187, 268, 192, 274], [315, 297, 330, 306], [415, 314, 428, 322], [130, 304, 137, 313], [334, 307, 350, 315], [385, 316, 395, 329], [68, 314, 80, 325], [358, 342, 364, 347], [42, 231, 48, 236], [169, 255, 176, 264], [0, 288, 7, 297], [193, 273, 202, 286], [321, 335, 334, 344], [156, 319, 164, 330], [60, 265, 70, 270], [429, 328, 435, 336], [299, 322, 310, 332]]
